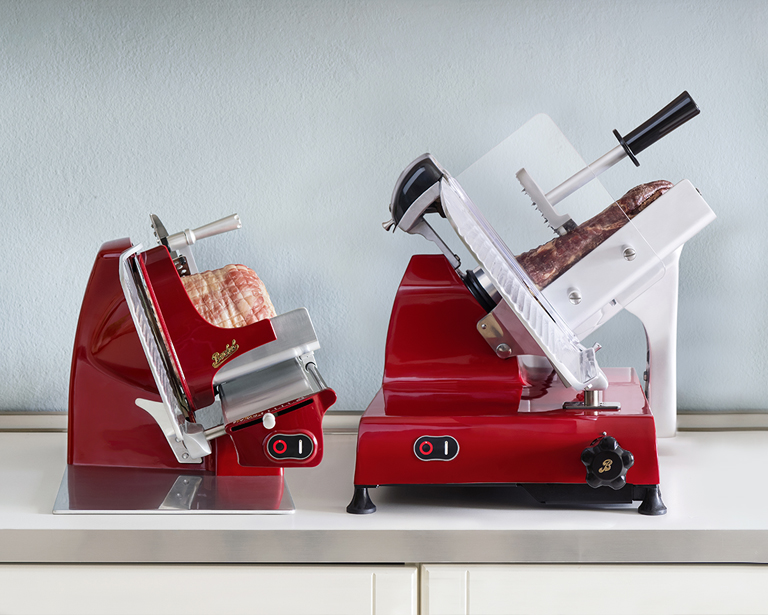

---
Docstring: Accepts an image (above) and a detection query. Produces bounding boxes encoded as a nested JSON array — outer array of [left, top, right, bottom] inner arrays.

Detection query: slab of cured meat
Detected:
[[181, 264, 276, 328], [516, 180, 673, 289]]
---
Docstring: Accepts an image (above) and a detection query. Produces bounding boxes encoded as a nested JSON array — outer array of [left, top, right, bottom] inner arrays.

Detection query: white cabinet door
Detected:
[[421, 564, 768, 615], [0, 564, 417, 615]]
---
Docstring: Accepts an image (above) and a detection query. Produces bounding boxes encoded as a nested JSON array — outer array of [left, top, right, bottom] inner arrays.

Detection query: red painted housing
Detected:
[[352, 255, 660, 488], [68, 240, 335, 478]]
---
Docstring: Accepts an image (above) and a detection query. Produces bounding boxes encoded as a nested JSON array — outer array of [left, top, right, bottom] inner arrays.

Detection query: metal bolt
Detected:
[[623, 246, 637, 261], [480, 323, 487, 330], [495, 343, 513, 359], [182, 453, 189, 459], [568, 289, 582, 305]]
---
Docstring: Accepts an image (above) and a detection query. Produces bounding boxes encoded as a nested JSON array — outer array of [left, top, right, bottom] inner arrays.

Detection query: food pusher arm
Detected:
[[164, 214, 242, 251], [151, 213, 243, 275], [518, 91, 700, 235]]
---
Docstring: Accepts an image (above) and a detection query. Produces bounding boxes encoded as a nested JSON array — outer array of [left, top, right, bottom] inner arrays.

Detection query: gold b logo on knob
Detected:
[[598, 459, 613, 474]]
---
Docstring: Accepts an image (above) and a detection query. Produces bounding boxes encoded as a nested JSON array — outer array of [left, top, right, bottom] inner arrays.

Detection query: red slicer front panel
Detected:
[[226, 388, 336, 468], [354, 381, 660, 487], [139, 246, 277, 410], [382, 255, 525, 406]]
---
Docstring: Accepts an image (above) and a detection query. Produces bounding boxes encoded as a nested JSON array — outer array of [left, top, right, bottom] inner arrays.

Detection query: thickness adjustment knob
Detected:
[[581, 435, 634, 490]]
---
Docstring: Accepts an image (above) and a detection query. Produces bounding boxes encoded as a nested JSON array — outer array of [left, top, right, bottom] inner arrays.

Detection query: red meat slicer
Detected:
[[55, 214, 336, 513], [347, 92, 715, 515]]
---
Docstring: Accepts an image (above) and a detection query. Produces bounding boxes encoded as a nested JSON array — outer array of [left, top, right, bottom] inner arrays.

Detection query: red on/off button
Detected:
[[419, 441, 433, 456], [272, 440, 287, 454]]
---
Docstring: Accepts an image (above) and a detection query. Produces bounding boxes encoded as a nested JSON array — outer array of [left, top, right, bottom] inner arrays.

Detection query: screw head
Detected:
[[568, 289, 582, 305], [495, 343, 513, 359], [623, 246, 637, 261]]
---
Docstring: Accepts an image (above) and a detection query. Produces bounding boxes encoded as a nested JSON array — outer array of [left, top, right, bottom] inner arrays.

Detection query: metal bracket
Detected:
[[135, 398, 210, 463], [160, 475, 203, 510], [563, 389, 620, 411]]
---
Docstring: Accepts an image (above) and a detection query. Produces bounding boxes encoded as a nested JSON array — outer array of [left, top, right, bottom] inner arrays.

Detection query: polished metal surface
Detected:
[[155, 213, 242, 276], [52, 466, 295, 515], [562, 388, 621, 411], [305, 362, 328, 391], [472, 266, 501, 306], [216, 308, 329, 425], [164, 214, 242, 252], [159, 476, 202, 510], [214, 308, 320, 385], [119, 245, 206, 463], [516, 167, 576, 236], [220, 357, 318, 424], [203, 424, 227, 440]]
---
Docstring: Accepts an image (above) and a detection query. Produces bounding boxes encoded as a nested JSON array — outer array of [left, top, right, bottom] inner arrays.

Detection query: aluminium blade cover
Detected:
[[118, 245, 210, 461], [438, 175, 607, 391]]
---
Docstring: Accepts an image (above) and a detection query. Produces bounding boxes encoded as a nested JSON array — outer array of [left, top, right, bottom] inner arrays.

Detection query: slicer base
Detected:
[[53, 466, 295, 514], [522, 483, 666, 515], [350, 482, 666, 515]]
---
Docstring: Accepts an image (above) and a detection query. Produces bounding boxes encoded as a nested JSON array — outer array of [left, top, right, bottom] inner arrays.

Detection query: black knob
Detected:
[[581, 435, 634, 490], [613, 91, 700, 166]]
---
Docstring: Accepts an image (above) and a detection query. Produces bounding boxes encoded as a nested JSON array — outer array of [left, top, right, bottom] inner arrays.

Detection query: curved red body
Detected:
[[352, 255, 660, 488], [68, 240, 336, 485]]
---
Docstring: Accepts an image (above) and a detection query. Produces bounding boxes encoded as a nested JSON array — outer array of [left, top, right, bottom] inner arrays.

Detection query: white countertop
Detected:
[[1, 430, 766, 564]]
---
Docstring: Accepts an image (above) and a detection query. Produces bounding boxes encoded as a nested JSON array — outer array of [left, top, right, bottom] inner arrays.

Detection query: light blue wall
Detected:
[[1, 0, 765, 412]]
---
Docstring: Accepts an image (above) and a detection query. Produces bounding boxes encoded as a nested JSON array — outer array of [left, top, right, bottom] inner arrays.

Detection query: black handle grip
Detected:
[[613, 91, 700, 166]]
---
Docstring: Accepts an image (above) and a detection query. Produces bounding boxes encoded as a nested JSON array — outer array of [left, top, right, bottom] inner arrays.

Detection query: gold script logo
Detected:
[[598, 459, 613, 474], [212, 339, 239, 368]]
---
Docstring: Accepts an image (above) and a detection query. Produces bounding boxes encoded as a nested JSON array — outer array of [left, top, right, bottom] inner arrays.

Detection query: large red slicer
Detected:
[[56, 214, 336, 513], [347, 92, 714, 515]]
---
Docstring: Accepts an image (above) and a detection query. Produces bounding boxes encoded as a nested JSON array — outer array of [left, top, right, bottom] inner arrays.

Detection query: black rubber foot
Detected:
[[637, 485, 667, 516], [346, 486, 377, 514]]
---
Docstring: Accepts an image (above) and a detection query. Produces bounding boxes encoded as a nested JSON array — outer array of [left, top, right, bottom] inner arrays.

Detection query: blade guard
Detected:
[[439, 174, 609, 392]]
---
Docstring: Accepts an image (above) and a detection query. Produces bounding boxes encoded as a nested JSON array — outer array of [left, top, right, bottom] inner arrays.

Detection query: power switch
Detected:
[[266, 433, 314, 461], [414, 435, 459, 461]]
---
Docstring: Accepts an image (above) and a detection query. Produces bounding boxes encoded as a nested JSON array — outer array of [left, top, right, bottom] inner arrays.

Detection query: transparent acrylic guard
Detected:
[[454, 114, 666, 342]]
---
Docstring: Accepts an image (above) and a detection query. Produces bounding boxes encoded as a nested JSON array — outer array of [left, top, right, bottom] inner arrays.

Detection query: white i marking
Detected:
[[299, 439, 303, 456], [444, 440, 448, 455]]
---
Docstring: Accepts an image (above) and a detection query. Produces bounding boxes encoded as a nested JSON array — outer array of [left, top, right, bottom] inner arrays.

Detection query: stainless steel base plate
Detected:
[[53, 466, 295, 515]]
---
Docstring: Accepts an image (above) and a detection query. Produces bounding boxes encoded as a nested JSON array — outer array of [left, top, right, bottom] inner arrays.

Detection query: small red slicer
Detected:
[[347, 92, 714, 515], [55, 214, 336, 513]]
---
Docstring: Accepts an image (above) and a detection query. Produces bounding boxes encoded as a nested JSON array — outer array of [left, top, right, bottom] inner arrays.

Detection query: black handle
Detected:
[[613, 91, 700, 166]]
